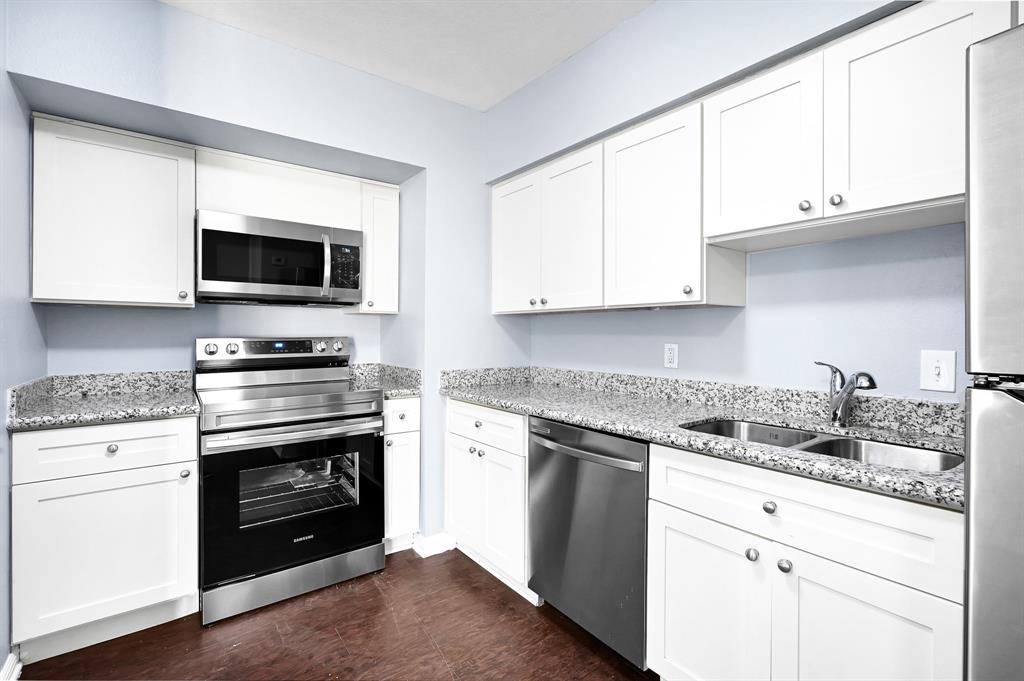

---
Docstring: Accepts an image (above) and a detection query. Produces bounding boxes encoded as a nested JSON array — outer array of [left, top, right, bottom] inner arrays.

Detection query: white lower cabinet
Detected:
[[649, 499, 962, 681], [648, 444, 964, 681], [445, 399, 530, 595], [12, 417, 198, 646], [384, 398, 421, 552], [13, 459, 197, 643]]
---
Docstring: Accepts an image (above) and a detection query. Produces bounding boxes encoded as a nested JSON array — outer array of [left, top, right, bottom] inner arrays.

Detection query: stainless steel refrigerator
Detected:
[[966, 22, 1024, 681]]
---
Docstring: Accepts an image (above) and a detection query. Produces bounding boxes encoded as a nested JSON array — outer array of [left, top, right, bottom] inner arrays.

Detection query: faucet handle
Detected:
[[851, 371, 877, 390], [814, 361, 846, 395]]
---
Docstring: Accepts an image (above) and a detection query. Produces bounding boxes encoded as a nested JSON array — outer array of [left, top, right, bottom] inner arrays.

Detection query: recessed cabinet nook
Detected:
[[31, 115, 401, 313], [491, 0, 1011, 313]]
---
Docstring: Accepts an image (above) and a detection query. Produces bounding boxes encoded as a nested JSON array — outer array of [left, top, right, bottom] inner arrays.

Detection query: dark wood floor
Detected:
[[23, 549, 657, 680]]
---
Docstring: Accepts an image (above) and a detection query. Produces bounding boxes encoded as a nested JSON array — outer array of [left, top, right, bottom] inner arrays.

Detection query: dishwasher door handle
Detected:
[[530, 434, 644, 472]]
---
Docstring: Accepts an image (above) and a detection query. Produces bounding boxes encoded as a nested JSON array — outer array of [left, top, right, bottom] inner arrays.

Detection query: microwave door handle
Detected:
[[321, 233, 331, 297]]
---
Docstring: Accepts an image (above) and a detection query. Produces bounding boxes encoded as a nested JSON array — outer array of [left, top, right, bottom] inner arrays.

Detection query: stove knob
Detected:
[[226, 343, 240, 355], [204, 343, 219, 356], [315, 341, 327, 352], [332, 341, 343, 352]]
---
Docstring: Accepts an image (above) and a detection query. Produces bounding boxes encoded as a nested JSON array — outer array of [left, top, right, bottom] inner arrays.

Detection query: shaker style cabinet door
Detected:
[[12, 461, 198, 643], [770, 544, 963, 681], [360, 183, 400, 314], [703, 53, 823, 237], [822, 1, 1010, 219], [491, 171, 542, 313], [480, 445, 526, 583], [446, 434, 485, 550], [384, 431, 420, 539], [647, 500, 772, 681], [538, 145, 604, 311], [604, 104, 703, 306], [32, 118, 196, 307]]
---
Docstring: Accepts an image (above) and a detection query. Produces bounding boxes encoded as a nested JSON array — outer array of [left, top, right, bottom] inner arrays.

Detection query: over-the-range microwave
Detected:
[[196, 209, 362, 306]]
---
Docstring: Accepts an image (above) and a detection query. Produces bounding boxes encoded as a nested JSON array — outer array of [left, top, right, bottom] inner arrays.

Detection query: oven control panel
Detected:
[[195, 336, 349, 363]]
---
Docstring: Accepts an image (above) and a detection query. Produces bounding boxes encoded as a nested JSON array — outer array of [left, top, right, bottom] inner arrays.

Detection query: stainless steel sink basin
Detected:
[[685, 420, 819, 447], [795, 437, 963, 473]]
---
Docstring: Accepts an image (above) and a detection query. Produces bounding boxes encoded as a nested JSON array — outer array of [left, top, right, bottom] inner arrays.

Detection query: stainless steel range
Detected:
[[195, 336, 384, 624]]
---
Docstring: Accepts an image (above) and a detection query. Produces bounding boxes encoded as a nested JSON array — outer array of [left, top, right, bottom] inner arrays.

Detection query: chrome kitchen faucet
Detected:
[[814, 361, 877, 427]]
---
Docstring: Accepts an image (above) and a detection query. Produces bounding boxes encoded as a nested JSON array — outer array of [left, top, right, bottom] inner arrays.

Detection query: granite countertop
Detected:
[[352, 363, 422, 399], [8, 371, 199, 432], [441, 380, 965, 511]]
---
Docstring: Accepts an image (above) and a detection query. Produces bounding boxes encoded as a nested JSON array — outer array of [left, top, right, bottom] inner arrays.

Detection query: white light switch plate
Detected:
[[664, 344, 679, 369], [920, 350, 956, 392]]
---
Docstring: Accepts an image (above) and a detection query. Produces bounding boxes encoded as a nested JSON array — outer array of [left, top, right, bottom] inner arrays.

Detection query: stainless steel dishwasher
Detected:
[[528, 417, 648, 669]]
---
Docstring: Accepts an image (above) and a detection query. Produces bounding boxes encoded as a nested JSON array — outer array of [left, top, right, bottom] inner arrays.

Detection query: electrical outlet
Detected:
[[664, 344, 679, 369], [920, 350, 956, 392]]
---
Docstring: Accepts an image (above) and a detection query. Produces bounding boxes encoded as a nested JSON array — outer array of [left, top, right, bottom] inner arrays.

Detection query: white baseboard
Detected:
[[413, 532, 456, 558], [0, 651, 21, 680], [385, 533, 416, 555], [18, 592, 199, 664]]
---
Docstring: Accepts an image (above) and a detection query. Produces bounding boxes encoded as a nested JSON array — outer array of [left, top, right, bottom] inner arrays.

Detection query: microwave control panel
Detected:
[[331, 245, 360, 290]]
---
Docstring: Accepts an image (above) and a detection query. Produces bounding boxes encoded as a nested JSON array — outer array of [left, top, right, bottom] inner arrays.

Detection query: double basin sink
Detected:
[[684, 420, 962, 473]]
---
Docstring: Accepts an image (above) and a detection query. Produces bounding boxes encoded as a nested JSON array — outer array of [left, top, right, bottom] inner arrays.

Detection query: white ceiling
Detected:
[[160, 0, 651, 111]]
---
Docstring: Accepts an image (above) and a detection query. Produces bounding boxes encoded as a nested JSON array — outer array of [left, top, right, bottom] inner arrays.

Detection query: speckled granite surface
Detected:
[[8, 371, 199, 432], [440, 368, 965, 511], [352, 363, 422, 398]]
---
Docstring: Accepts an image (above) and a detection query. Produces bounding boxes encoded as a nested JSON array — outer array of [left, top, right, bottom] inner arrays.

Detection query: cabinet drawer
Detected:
[[649, 445, 964, 602], [12, 417, 198, 485], [447, 400, 526, 456], [384, 398, 420, 434]]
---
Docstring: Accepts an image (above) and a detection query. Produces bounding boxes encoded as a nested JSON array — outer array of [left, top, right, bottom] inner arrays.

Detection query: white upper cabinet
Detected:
[[196, 148, 361, 229], [823, 1, 1010, 219], [703, 53, 824, 237], [492, 171, 542, 313], [605, 104, 704, 306], [360, 183, 400, 314], [32, 117, 196, 307], [539, 146, 604, 311]]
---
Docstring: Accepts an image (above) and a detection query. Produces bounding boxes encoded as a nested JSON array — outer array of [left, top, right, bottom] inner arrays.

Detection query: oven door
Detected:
[[200, 417, 384, 590], [197, 210, 362, 305]]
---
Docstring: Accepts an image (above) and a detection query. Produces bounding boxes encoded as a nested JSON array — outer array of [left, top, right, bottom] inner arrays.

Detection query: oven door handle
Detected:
[[321, 233, 332, 297], [203, 419, 383, 455]]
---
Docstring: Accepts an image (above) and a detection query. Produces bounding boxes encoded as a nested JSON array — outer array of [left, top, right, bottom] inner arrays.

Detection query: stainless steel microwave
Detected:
[[196, 210, 362, 306]]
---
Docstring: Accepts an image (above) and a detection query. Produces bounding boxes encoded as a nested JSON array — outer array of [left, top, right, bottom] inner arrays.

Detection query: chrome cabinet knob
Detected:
[[540, 298, 548, 305], [777, 559, 793, 574], [204, 343, 218, 356], [399, 413, 406, 420], [178, 290, 188, 300], [829, 193, 844, 206], [798, 200, 812, 212], [180, 469, 191, 479], [477, 448, 486, 457], [682, 285, 693, 295], [468, 446, 477, 454], [386, 439, 393, 447], [367, 300, 374, 307], [745, 548, 759, 562], [529, 298, 537, 306], [226, 343, 240, 355], [474, 420, 482, 428], [106, 444, 119, 454], [762, 500, 777, 514]]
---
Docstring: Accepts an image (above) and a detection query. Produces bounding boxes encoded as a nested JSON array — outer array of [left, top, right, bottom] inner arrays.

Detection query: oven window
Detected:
[[203, 229, 324, 287], [238, 452, 358, 528]]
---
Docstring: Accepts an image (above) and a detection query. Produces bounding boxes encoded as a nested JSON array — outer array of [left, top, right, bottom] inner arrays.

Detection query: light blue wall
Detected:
[[0, 0, 48, 653], [485, 0, 965, 402], [532, 224, 967, 400], [6, 0, 531, 537]]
